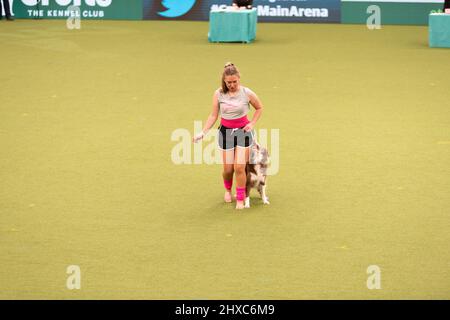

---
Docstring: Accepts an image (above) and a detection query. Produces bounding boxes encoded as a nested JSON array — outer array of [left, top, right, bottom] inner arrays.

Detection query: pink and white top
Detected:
[[216, 86, 254, 128]]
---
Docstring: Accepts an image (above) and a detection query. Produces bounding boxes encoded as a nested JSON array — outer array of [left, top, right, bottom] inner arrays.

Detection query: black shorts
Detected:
[[217, 124, 255, 150]]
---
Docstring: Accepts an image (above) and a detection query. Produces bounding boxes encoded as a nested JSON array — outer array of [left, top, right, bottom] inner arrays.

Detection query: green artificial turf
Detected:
[[0, 20, 449, 299]]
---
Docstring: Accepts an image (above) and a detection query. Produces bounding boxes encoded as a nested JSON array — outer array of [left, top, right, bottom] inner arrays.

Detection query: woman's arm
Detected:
[[192, 92, 220, 143], [243, 91, 263, 132]]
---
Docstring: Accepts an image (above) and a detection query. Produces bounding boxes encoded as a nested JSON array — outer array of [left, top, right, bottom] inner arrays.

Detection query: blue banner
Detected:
[[143, 0, 341, 23]]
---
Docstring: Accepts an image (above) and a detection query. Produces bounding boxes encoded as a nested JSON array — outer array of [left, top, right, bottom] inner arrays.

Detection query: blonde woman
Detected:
[[193, 63, 263, 210]]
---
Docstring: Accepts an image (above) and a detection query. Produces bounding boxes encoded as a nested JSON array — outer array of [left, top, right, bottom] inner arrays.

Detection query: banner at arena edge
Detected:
[[143, 0, 341, 23], [10, 0, 143, 20], [6, 0, 443, 25], [341, 0, 444, 25]]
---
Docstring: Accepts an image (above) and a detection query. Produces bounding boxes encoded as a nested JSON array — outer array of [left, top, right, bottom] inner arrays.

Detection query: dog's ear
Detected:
[[261, 148, 268, 157], [261, 148, 270, 165]]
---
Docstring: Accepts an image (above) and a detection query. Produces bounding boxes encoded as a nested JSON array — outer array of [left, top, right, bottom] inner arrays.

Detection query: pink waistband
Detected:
[[220, 115, 250, 129]]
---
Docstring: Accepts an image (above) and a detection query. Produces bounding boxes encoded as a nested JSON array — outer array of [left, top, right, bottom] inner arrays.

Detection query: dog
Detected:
[[244, 141, 270, 208]]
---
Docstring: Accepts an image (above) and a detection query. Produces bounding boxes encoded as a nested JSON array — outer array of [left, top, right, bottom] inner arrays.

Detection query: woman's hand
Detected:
[[192, 131, 205, 143], [243, 122, 254, 132]]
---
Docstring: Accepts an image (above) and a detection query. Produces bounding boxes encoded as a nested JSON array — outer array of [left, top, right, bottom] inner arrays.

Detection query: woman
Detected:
[[193, 63, 263, 210]]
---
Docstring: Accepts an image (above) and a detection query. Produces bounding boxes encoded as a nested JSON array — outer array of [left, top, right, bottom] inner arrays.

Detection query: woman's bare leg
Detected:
[[234, 147, 250, 209], [222, 149, 235, 202]]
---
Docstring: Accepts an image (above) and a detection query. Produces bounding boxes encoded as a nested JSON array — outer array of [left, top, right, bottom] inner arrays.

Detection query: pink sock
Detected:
[[224, 178, 233, 191], [236, 187, 246, 201]]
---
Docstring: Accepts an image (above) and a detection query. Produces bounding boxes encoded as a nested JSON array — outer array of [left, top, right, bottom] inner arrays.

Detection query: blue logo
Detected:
[[158, 0, 197, 18]]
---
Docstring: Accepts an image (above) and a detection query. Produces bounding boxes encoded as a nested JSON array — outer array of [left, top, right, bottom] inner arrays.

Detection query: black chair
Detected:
[[233, 0, 254, 9]]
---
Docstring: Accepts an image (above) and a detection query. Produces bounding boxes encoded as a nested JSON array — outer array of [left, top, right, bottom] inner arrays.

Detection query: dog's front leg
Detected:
[[244, 185, 251, 208], [244, 196, 250, 208], [261, 185, 270, 204]]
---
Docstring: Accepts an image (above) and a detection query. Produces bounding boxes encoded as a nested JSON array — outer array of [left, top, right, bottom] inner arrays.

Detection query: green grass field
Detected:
[[0, 20, 449, 299]]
